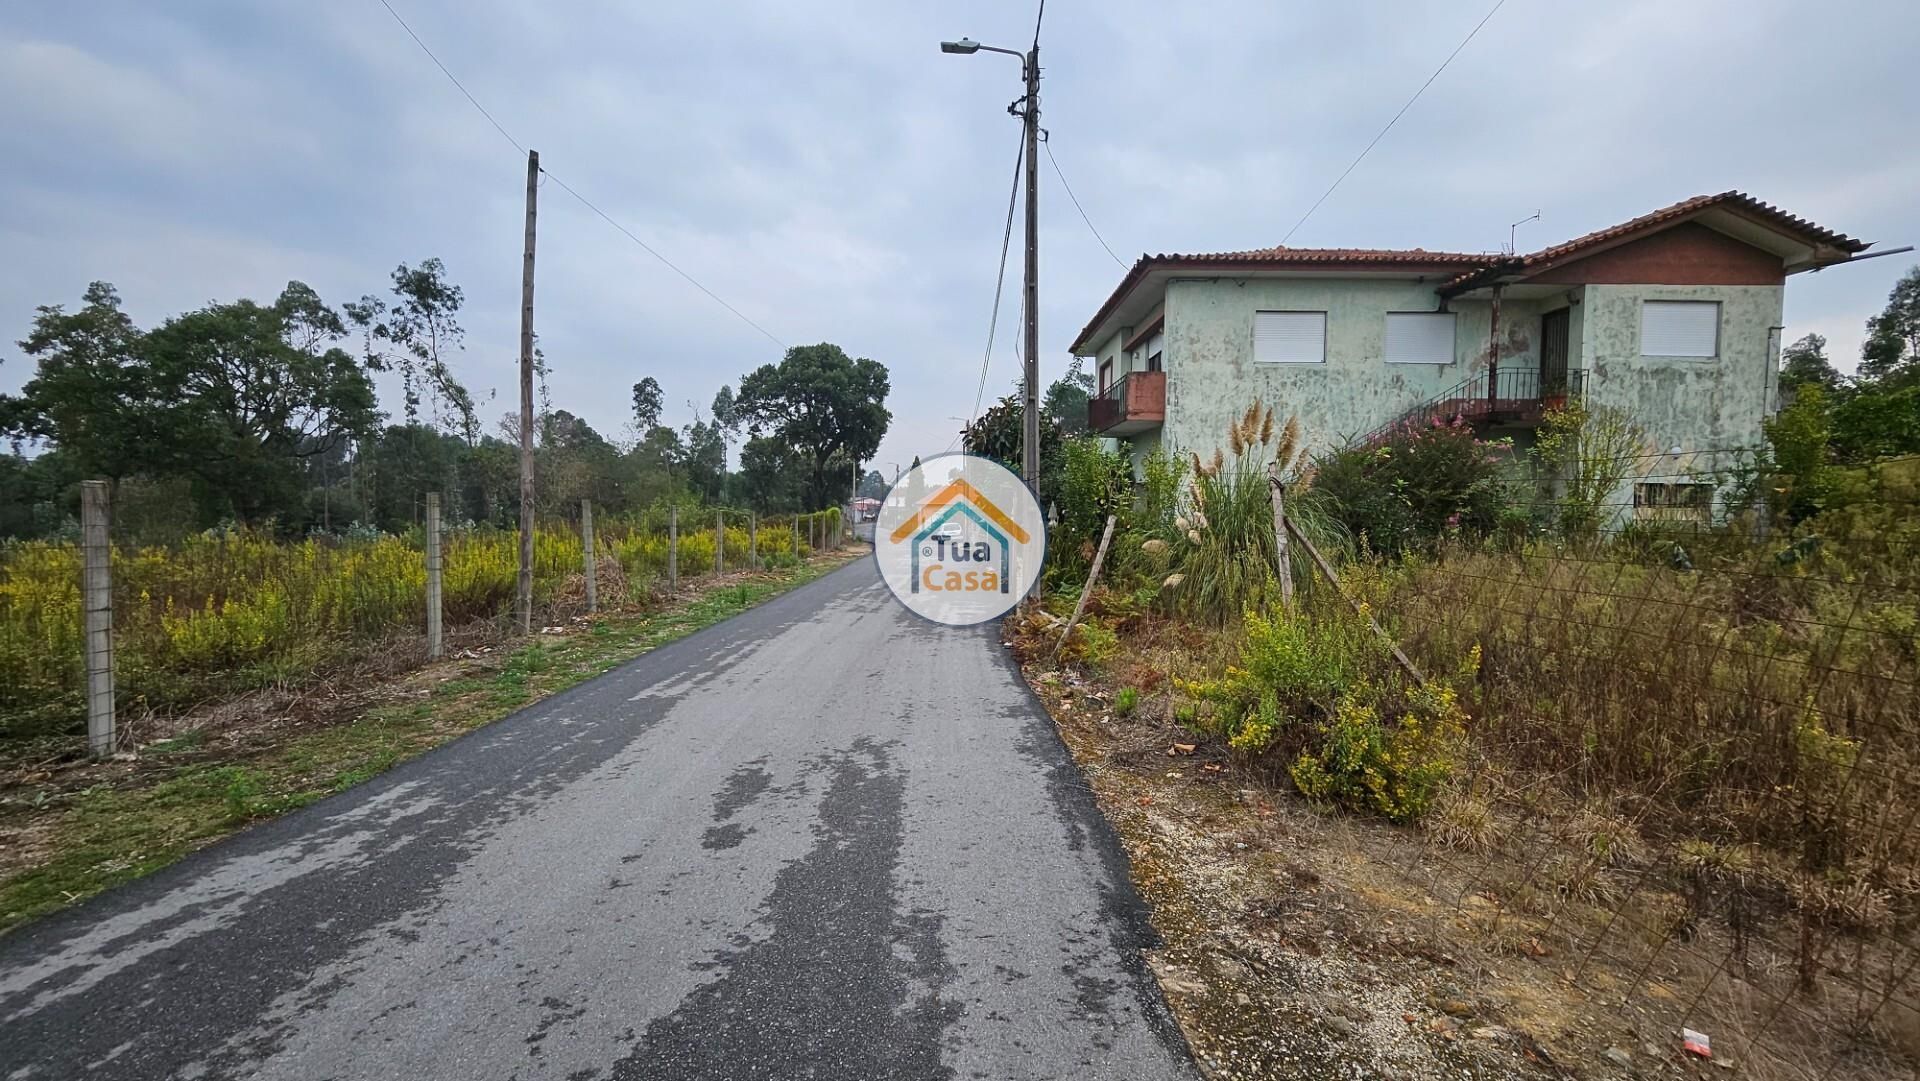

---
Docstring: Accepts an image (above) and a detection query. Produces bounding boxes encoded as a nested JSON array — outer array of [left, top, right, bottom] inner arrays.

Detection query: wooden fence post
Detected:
[[1269, 466, 1293, 612], [81, 480, 115, 756], [1051, 515, 1117, 666], [1283, 514, 1425, 685], [668, 504, 679, 594], [715, 511, 724, 575], [581, 498, 596, 613], [749, 513, 758, 569], [426, 492, 444, 659]]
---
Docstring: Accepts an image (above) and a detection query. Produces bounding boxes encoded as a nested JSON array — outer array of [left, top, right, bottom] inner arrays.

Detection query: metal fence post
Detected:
[[714, 511, 724, 575], [668, 504, 679, 593], [426, 492, 444, 659], [81, 480, 115, 756], [581, 498, 596, 613], [749, 512, 758, 569]]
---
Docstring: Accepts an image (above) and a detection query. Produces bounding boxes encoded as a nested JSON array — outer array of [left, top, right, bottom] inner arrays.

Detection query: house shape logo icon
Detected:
[[888, 478, 1033, 594]]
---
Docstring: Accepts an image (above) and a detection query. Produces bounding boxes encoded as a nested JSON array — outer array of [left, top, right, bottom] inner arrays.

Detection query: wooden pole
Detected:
[[714, 511, 724, 575], [749, 512, 758, 569], [516, 148, 539, 634], [426, 492, 444, 659], [1051, 515, 1117, 667], [1283, 514, 1425, 685], [581, 498, 596, 613], [1268, 466, 1293, 612], [668, 504, 679, 594], [80, 480, 115, 756]]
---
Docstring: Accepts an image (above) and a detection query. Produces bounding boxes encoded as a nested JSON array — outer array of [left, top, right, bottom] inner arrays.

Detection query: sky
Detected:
[[2, 0, 1916, 477]]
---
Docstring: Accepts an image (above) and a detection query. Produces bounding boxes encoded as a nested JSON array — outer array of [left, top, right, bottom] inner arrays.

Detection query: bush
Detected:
[[1179, 598, 1467, 822], [1171, 402, 1301, 626], [1311, 416, 1507, 558]]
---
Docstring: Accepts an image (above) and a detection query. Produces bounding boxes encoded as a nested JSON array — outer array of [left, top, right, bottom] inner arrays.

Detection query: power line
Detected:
[[375, 0, 522, 154], [374, 0, 785, 349], [540, 173, 786, 349], [1280, 0, 1506, 244], [1044, 138, 1125, 268], [950, 129, 1028, 452]]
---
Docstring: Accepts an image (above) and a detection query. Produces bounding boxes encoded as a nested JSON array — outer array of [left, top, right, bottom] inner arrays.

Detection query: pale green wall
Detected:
[[1158, 277, 1560, 459], [1106, 277, 1778, 480], [1579, 284, 1782, 453]]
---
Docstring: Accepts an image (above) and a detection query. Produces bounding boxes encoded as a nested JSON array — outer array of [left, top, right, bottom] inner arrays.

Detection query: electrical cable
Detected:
[[1281, 0, 1506, 244]]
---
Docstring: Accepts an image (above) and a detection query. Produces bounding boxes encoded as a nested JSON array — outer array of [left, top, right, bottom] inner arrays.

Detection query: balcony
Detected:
[[1088, 371, 1166, 436], [1359, 367, 1585, 446]]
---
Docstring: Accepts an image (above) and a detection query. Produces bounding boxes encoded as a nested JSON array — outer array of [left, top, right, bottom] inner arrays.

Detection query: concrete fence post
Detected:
[[81, 480, 115, 757], [426, 492, 444, 660], [668, 504, 679, 594], [748, 513, 758, 569], [714, 511, 724, 576], [581, 498, 597, 613], [792, 515, 799, 560]]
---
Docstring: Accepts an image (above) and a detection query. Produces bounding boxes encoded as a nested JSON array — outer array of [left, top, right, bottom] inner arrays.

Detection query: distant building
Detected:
[[1072, 192, 1873, 484]]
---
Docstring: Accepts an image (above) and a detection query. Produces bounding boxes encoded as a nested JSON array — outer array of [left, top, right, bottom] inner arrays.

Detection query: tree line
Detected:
[[0, 260, 890, 541], [1774, 264, 1920, 463]]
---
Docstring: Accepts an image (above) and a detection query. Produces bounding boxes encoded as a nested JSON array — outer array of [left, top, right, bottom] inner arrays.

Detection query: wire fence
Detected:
[[0, 493, 852, 757], [1349, 448, 1920, 1078]]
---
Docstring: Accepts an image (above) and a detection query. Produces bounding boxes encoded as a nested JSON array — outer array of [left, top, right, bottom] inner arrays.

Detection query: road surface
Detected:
[[0, 559, 1195, 1080]]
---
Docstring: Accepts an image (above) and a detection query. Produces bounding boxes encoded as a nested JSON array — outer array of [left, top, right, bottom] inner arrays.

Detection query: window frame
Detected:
[[1252, 310, 1328, 365], [1639, 299, 1721, 359], [1383, 310, 1458, 365], [1098, 359, 1114, 396]]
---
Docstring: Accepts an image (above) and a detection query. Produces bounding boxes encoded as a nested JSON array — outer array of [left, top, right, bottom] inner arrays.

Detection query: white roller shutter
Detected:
[[1384, 312, 1456, 364], [1641, 301, 1720, 357], [1253, 311, 1325, 364]]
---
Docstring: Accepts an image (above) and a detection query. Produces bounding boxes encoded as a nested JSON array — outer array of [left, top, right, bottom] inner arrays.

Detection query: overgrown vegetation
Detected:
[[0, 509, 840, 750]]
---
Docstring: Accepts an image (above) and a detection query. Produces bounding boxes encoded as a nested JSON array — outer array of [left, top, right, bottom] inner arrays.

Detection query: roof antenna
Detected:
[[1507, 210, 1541, 256]]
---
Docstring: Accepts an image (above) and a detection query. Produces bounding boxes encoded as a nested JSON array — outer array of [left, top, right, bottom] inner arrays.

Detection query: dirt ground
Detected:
[[1014, 654, 1919, 1081]]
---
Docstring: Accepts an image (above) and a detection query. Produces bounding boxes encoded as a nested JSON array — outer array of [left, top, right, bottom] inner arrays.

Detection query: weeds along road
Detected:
[[0, 559, 1196, 1080]]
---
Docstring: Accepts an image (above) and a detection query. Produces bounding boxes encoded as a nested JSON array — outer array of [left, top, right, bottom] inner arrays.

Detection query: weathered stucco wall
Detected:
[[1580, 284, 1782, 453], [1157, 277, 1554, 460]]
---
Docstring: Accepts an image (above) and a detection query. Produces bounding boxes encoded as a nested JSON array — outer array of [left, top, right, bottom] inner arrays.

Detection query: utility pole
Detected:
[[1019, 45, 1041, 489], [516, 149, 539, 635]]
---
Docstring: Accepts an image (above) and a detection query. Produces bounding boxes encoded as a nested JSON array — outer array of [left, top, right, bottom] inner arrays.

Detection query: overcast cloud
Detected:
[[3, 1, 1915, 473]]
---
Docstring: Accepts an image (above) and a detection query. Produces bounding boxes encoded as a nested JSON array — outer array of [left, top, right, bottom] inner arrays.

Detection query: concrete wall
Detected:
[[1579, 284, 1782, 453], [1160, 276, 1527, 460]]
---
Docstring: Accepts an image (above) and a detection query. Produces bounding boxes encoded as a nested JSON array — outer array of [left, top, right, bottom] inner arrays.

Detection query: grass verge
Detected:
[[0, 551, 862, 934]]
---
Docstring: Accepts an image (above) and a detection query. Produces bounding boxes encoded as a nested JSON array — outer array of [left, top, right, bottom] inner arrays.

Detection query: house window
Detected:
[[1145, 331, 1164, 373], [1384, 312, 1456, 365], [1098, 359, 1114, 396], [1640, 300, 1720, 358], [1253, 311, 1325, 364], [1634, 482, 1713, 524]]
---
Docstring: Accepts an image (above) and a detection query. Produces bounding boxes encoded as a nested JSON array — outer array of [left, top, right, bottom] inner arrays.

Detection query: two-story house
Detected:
[[1072, 193, 1871, 492]]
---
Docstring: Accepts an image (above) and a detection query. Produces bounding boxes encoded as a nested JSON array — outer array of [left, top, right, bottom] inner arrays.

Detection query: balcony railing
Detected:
[[1359, 367, 1585, 446], [1088, 371, 1166, 435]]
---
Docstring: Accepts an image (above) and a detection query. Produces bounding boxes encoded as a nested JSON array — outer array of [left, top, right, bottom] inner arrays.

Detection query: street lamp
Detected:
[[942, 33, 1041, 492]]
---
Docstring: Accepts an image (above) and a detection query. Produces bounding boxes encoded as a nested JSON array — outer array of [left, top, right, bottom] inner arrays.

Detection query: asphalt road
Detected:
[[0, 558, 1196, 1080]]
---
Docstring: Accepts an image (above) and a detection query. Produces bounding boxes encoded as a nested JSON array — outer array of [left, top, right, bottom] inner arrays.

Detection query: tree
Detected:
[[733, 343, 890, 510], [738, 435, 802, 512], [1044, 356, 1096, 436], [1861, 266, 1920, 384], [857, 469, 887, 499], [1, 282, 151, 481], [631, 377, 664, 433], [344, 258, 478, 442], [963, 390, 1066, 508], [1779, 333, 1841, 396], [139, 284, 378, 525]]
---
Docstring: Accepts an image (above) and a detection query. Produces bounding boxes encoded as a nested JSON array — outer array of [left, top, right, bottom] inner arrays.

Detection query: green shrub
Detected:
[[1311, 416, 1507, 558], [1288, 679, 1465, 823], [1114, 687, 1139, 716]]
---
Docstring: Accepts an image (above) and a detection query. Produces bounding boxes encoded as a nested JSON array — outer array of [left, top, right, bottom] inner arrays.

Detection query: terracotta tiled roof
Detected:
[[1437, 190, 1871, 292], [1150, 246, 1493, 265], [1073, 193, 1869, 353], [1070, 248, 1493, 352]]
